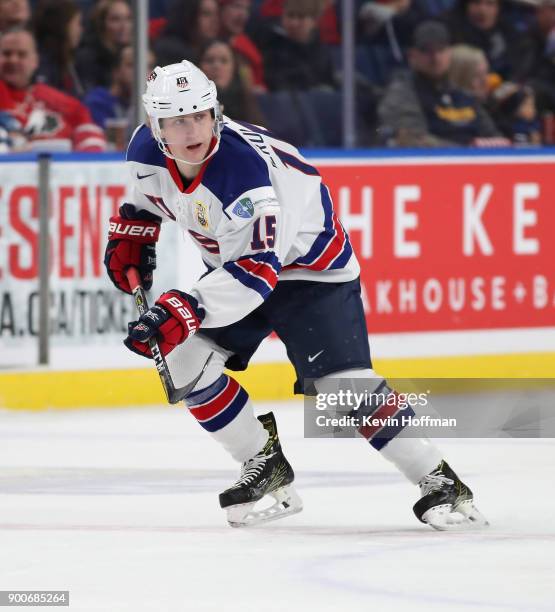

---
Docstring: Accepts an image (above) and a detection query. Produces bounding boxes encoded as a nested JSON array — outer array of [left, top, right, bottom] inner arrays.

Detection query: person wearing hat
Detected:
[[378, 20, 500, 147], [261, 0, 335, 91]]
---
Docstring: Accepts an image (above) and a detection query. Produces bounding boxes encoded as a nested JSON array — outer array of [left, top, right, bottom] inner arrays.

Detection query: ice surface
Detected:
[[0, 402, 554, 612]]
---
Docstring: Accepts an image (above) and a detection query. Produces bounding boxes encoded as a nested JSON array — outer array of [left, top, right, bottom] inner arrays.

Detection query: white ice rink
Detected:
[[1, 401, 554, 612]]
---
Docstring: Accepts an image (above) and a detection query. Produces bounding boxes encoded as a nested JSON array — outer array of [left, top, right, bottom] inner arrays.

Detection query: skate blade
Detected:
[[226, 485, 303, 528], [423, 501, 489, 531], [454, 499, 490, 528]]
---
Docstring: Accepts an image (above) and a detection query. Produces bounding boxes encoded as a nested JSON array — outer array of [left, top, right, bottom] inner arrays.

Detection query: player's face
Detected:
[[0, 31, 38, 89], [161, 110, 215, 164]]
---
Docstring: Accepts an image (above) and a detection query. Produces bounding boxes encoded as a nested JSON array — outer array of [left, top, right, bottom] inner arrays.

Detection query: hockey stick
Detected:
[[126, 267, 213, 404]]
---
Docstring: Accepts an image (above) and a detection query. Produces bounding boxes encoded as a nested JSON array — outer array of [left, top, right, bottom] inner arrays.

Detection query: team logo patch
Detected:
[[232, 197, 254, 219], [147, 70, 157, 82], [176, 76, 189, 89], [195, 200, 209, 228]]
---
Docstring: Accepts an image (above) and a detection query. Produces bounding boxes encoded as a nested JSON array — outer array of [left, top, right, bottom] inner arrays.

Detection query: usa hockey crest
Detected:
[[232, 198, 254, 219], [195, 200, 209, 228]]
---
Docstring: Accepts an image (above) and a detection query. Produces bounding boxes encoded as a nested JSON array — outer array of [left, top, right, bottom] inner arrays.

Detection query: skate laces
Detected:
[[419, 471, 454, 496], [233, 452, 275, 488]]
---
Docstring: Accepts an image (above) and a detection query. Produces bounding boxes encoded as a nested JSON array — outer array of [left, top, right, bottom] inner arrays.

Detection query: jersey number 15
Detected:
[[250, 215, 276, 250]]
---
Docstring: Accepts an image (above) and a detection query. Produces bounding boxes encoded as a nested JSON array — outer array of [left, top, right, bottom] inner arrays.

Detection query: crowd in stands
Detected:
[[1, 0, 554, 152]]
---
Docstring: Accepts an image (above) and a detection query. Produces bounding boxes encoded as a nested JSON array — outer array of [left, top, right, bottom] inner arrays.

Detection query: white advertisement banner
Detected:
[[0, 160, 188, 367]]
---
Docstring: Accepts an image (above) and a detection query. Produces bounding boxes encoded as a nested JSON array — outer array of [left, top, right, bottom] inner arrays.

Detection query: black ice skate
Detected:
[[219, 412, 303, 528], [413, 460, 489, 531]]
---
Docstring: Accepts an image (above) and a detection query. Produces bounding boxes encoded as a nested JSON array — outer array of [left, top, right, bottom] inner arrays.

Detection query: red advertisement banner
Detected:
[[319, 158, 555, 333]]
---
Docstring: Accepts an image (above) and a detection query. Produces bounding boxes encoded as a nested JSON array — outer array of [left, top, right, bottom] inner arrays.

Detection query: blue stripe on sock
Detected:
[[199, 386, 249, 432], [370, 406, 416, 451]]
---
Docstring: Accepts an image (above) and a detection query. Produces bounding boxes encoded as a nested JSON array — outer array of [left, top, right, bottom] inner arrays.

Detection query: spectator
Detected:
[[83, 44, 132, 129], [262, 0, 335, 91], [0, 27, 106, 151], [443, 0, 532, 81], [529, 27, 555, 118], [0, 108, 23, 151], [358, 0, 429, 50], [84, 45, 155, 132], [153, 0, 219, 66], [491, 82, 542, 145], [517, 0, 555, 79], [33, 0, 85, 98], [0, 0, 30, 33], [84, 45, 156, 150], [199, 39, 264, 124], [253, 0, 340, 45], [378, 21, 501, 146], [219, 0, 266, 90], [75, 0, 132, 91], [448, 44, 490, 102], [517, 0, 555, 82]]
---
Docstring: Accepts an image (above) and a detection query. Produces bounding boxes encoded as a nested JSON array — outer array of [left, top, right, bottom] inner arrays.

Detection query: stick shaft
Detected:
[[125, 267, 214, 404]]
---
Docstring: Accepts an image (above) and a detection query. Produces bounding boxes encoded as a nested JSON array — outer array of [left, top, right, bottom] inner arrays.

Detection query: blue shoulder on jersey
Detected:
[[203, 126, 272, 210], [126, 124, 166, 168]]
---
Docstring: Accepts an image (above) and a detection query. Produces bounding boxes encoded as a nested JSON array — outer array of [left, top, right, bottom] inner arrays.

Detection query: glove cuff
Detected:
[[108, 215, 161, 244]]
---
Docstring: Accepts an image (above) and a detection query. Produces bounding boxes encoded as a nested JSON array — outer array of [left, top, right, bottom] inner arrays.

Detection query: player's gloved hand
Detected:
[[124, 290, 205, 358], [104, 203, 161, 294]]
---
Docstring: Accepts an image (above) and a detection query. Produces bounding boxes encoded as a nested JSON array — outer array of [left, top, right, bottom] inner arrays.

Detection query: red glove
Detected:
[[124, 290, 205, 358], [104, 204, 161, 294]]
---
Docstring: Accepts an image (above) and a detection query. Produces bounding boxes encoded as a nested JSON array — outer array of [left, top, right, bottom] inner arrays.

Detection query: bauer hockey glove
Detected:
[[104, 203, 161, 294], [124, 290, 205, 358]]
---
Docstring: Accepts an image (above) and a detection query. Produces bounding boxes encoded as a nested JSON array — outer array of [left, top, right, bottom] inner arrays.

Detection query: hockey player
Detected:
[[104, 60, 488, 530]]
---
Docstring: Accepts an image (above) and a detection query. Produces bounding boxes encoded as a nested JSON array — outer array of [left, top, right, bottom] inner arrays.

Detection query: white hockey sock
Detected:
[[313, 367, 443, 485], [185, 374, 268, 464], [380, 434, 443, 485], [211, 398, 269, 463]]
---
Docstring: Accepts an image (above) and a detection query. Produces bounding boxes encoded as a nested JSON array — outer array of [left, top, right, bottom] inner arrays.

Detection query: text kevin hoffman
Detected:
[[315, 415, 457, 428]]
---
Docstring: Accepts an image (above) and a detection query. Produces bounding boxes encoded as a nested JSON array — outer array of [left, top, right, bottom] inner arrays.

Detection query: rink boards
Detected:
[[0, 149, 554, 409]]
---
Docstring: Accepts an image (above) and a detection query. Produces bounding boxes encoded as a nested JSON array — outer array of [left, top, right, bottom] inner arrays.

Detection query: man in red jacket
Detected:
[[0, 26, 106, 152]]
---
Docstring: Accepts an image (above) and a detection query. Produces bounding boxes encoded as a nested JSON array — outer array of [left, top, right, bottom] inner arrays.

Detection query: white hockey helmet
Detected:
[[142, 60, 223, 164]]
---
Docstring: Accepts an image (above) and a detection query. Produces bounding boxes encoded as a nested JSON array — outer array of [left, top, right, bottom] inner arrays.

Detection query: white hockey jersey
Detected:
[[126, 118, 360, 328]]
